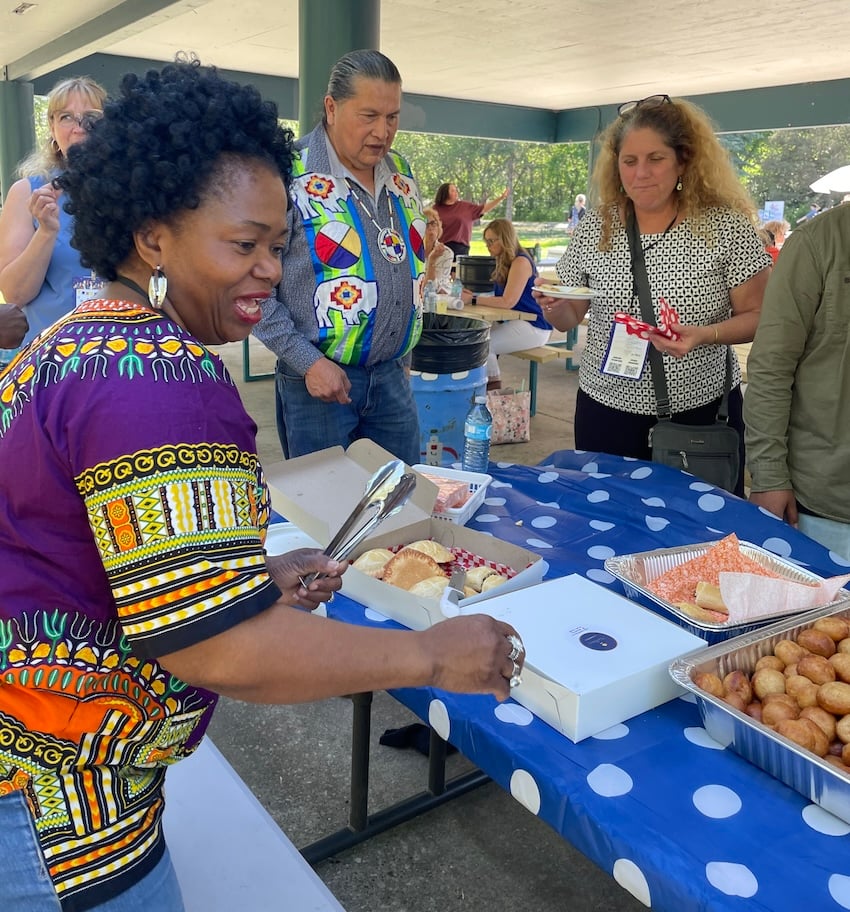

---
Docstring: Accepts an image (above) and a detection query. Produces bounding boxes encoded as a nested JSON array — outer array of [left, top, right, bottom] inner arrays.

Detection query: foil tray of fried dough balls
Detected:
[[670, 597, 850, 825]]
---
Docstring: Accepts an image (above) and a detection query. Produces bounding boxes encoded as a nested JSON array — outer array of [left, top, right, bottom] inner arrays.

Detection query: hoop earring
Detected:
[[50, 138, 60, 154], [148, 266, 168, 310], [675, 177, 683, 191]]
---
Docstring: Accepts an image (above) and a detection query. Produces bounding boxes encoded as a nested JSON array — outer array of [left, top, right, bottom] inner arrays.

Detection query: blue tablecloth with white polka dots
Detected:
[[323, 450, 850, 911]]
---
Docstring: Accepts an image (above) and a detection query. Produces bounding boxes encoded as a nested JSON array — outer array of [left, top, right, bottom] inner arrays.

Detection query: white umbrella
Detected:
[[810, 165, 850, 194]]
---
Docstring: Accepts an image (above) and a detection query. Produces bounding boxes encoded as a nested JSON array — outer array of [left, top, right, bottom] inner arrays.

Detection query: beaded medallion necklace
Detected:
[[345, 178, 407, 264]]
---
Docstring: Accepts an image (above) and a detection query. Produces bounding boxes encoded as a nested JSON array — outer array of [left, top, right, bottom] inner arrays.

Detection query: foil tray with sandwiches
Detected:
[[670, 599, 850, 825], [605, 536, 841, 643]]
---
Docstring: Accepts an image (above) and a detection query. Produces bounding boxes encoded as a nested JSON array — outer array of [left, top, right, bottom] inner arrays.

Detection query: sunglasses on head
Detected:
[[617, 94, 672, 116]]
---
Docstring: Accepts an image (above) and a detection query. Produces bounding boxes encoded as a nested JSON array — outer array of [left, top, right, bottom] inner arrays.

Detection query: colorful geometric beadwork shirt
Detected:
[[0, 299, 281, 911]]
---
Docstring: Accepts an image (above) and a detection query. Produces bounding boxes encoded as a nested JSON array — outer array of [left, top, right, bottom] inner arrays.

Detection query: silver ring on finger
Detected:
[[327, 591, 335, 603], [509, 659, 522, 689], [507, 633, 525, 662]]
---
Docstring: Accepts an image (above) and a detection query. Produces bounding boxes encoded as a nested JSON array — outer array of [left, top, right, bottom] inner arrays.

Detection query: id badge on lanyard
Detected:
[[601, 320, 650, 379]]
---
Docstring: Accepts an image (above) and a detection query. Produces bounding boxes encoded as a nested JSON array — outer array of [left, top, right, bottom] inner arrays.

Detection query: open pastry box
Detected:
[[264, 440, 544, 631]]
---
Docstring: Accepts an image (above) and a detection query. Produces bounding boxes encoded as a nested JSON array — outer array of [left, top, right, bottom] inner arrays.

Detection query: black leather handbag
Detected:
[[626, 211, 741, 493]]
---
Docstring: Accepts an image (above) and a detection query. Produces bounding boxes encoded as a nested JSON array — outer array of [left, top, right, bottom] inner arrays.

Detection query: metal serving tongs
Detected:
[[299, 460, 416, 586]]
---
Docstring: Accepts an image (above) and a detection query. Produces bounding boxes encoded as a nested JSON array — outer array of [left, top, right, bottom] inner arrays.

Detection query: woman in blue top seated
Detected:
[[0, 76, 107, 363], [461, 218, 551, 390]]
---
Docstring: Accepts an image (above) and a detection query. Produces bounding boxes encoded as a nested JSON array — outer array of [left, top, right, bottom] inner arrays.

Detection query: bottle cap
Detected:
[[474, 395, 486, 404]]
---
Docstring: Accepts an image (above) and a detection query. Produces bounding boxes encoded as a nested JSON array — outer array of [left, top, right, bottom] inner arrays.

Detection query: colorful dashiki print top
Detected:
[[0, 299, 281, 912]]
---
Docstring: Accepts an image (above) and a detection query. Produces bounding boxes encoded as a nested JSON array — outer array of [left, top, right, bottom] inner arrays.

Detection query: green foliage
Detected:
[[393, 125, 850, 230], [739, 126, 850, 224], [393, 132, 590, 223]]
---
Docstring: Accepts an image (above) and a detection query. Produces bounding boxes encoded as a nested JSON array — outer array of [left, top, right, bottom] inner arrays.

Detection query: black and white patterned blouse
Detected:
[[557, 206, 772, 415]]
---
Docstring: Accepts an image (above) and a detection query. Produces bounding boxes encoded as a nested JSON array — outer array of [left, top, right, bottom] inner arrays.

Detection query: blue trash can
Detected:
[[410, 314, 490, 466]]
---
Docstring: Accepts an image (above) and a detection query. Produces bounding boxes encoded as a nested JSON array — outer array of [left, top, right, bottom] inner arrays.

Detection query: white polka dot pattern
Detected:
[[316, 451, 850, 912]]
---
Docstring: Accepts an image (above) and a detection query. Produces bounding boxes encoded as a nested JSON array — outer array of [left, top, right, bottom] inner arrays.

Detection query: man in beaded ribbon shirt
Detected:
[[255, 49, 426, 465]]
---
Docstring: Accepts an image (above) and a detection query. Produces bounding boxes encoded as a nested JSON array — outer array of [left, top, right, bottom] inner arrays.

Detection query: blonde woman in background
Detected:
[[0, 76, 107, 357], [461, 218, 551, 390], [422, 206, 454, 291], [761, 218, 790, 263]]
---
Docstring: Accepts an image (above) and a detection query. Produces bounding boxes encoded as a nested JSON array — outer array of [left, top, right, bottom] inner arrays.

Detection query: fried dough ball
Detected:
[[755, 655, 784, 673], [762, 700, 800, 727], [836, 715, 850, 745], [785, 675, 819, 708], [814, 617, 850, 643], [693, 671, 724, 699], [723, 670, 753, 705], [722, 692, 747, 712], [751, 668, 786, 700], [774, 639, 808, 667], [817, 681, 850, 716], [829, 653, 850, 683], [800, 706, 838, 742], [797, 628, 837, 658], [797, 654, 837, 686], [776, 718, 829, 757]]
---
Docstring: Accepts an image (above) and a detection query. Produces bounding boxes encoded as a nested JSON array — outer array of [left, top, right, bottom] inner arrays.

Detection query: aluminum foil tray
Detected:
[[670, 600, 850, 824], [605, 540, 835, 643]]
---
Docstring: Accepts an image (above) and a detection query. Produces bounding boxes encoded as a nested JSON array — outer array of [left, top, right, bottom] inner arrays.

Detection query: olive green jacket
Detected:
[[744, 204, 850, 522]]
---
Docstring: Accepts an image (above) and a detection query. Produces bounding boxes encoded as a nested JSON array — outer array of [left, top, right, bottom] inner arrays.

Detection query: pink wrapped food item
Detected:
[[420, 472, 471, 513]]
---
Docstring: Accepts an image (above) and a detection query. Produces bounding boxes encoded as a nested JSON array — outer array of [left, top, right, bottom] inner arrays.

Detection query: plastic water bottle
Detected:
[[450, 277, 464, 309], [423, 280, 437, 313], [462, 396, 492, 473]]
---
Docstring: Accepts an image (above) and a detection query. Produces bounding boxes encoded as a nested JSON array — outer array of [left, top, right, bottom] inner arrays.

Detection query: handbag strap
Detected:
[[625, 207, 733, 422]]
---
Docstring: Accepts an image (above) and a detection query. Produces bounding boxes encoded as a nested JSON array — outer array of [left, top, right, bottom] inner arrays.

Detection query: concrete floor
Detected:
[[205, 331, 647, 912]]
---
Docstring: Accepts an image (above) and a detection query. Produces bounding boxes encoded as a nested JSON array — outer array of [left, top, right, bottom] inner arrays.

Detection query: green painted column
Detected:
[[297, 0, 379, 137], [0, 81, 35, 202]]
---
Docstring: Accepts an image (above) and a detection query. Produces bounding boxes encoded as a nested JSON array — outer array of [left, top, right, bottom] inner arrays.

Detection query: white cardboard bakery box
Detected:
[[473, 574, 707, 741], [264, 440, 544, 631]]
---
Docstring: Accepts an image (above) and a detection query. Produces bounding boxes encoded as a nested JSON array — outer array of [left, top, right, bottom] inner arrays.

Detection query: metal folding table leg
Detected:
[[299, 692, 490, 865]]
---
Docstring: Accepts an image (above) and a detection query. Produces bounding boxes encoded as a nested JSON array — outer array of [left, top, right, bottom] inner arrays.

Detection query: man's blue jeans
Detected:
[[275, 357, 421, 465], [0, 790, 185, 912]]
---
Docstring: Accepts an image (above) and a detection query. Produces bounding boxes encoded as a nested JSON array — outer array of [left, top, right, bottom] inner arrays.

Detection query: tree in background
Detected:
[[394, 132, 589, 223], [739, 126, 850, 224]]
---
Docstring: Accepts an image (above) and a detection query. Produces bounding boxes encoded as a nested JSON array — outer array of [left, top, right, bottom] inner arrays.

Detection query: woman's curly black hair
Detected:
[[58, 62, 295, 280]]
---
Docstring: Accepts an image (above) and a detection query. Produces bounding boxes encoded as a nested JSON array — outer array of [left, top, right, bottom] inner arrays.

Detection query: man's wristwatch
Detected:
[[470, 295, 477, 305]]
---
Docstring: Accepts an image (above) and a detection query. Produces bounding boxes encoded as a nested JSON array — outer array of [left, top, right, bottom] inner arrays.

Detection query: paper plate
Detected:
[[537, 284, 594, 299]]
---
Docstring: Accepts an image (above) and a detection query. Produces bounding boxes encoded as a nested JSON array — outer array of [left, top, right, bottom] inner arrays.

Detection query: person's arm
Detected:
[[0, 302, 28, 348], [481, 188, 509, 215], [536, 293, 590, 331], [744, 230, 820, 521], [657, 266, 769, 358], [0, 178, 61, 306], [474, 255, 533, 310], [158, 598, 520, 704], [534, 234, 592, 331], [253, 210, 352, 404]]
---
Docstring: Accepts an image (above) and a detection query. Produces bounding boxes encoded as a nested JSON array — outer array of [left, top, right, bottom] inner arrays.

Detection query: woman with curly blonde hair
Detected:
[[536, 94, 771, 495]]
